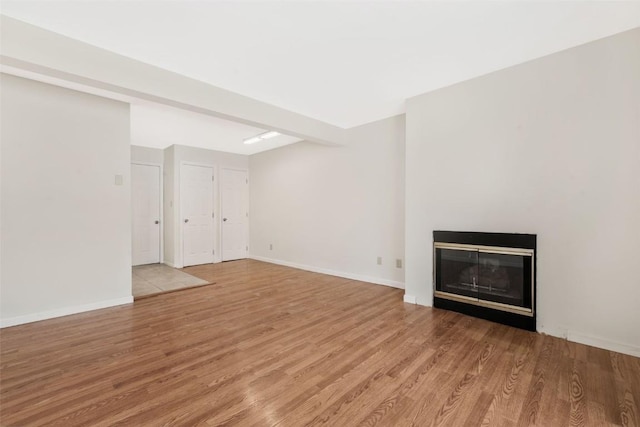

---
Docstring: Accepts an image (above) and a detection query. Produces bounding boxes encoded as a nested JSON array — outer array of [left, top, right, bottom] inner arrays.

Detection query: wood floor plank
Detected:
[[1, 259, 638, 426]]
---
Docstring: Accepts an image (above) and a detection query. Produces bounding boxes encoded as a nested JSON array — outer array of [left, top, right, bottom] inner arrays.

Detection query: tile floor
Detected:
[[132, 263, 210, 298]]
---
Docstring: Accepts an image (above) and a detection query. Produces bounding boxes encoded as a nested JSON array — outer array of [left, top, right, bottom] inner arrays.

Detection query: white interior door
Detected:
[[181, 164, 215, 267], [132, 163, 161, 266], [221, 168, 248, 261]]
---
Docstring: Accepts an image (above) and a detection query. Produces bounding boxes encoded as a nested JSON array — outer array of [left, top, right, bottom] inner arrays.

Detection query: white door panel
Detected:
[[132, 164, 161, 266], [221, 168, 248, 261], [181, 164, 215, 267]]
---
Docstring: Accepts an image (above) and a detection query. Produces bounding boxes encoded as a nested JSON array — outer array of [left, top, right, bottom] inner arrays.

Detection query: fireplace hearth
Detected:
[[433, 231, 536, 331]]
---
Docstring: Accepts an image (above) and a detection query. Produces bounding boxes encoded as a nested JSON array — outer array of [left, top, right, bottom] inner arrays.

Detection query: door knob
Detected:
[[223, 218, 228, 222], [154, 220, 159, 224], [184, 219, 189, 223]]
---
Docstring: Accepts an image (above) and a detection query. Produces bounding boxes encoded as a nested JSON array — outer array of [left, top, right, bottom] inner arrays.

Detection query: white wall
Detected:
[[163, 146, 176, 265], [164, 145, 249, 267], [250, 115, 405, 287], [0, 74, 132, 326], [131, 145, 163, 165], [405, 28, 640, 356]]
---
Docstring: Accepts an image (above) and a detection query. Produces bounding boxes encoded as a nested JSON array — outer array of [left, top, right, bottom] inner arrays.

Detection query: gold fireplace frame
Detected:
[[433, 242, 535, 317]]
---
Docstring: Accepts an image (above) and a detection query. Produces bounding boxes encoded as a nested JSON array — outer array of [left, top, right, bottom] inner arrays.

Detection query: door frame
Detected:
[[131, 161, 164, 265], [220, 167, 250, 261], [179, 161, 218, 268]]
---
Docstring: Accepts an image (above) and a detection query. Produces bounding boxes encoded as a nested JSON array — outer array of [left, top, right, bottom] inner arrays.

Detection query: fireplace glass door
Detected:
[[435, 244, 533, 314], [435, 248, 479, 299]]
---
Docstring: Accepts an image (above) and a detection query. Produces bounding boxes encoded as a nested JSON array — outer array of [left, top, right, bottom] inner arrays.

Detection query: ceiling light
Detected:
[[243, 130, 281, 144], [243, 136, 262, 145], [260, 131, 280, 140]]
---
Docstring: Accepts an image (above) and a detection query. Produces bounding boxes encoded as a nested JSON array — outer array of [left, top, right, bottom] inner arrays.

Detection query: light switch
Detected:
[[114, 174, 124, 186]]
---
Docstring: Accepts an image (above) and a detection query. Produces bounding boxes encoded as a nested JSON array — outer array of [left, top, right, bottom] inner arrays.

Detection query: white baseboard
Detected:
[[566, 331, 640, 358], [249, 255, 404, 289], [164, 261, 181, 269], [538, 324, 568, 339], [539, 324, 638, 357], [0, 296, 134, 328], [403, 294, 417, 304]]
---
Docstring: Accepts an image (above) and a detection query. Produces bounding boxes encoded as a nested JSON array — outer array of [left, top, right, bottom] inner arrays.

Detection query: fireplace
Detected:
[[433, 231, 536, 331]]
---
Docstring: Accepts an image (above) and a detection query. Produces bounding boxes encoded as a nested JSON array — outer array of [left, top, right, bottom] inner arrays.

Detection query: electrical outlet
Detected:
[[377, 256, 382, 265], [396, 259, 403, 269], [269, 243, 273, 250]]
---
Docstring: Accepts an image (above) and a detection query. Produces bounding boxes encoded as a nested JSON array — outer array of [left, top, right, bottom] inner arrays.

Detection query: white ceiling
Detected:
[[1, 1, 639, 129], [131, 103, 302, 155]]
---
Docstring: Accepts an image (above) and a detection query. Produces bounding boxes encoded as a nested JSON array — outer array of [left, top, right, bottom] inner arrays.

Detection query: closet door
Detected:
[[221, 168, 248, 261], [132, 163, 161, 266], [181, 164, 215, 267]]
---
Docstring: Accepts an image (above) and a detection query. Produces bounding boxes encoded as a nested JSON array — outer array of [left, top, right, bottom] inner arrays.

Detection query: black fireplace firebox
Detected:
[[433, 231, 536, 331]]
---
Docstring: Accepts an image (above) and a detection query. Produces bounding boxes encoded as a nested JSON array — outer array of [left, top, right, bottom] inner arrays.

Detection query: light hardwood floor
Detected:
[[1, 260, 638, 426]]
